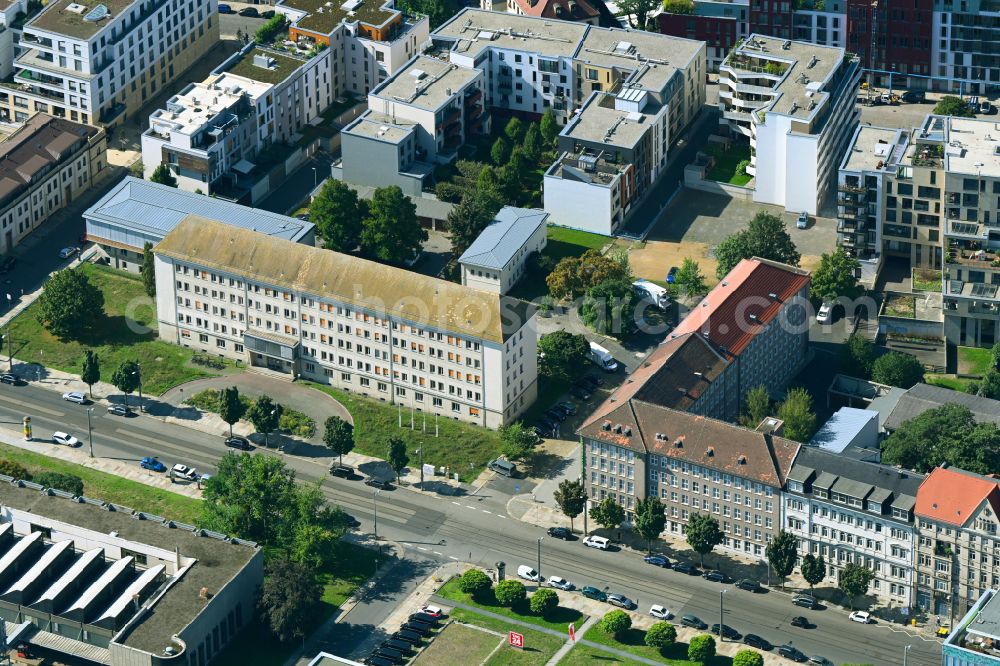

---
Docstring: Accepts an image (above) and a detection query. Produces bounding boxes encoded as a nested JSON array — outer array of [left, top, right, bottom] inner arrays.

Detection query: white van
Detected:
[[589, 341, 619, 372], [517, 565, 541, 581], [632, 279, 671, 309]]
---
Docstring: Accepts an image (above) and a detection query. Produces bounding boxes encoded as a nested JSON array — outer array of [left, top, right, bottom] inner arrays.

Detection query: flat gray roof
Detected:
[[84, 176, 314, 243], [943, 116, 1000, 177], [575, 27, 701, 93], [434, 8, 587, 59], [372, 55, 480, 112], [967, 590, 1000, 641], [563, 93, 649, 148], [841, 125, 905, 174], [344, 112, 416, 144]]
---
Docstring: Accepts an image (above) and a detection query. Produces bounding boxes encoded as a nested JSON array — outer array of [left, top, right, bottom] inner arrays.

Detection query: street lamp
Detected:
[[416, 447, 423, 488], [131, 366, 143, 413], [537, 537, 543, 588], [312, 167, 318, 189], [373, 488, 382, 540], [719, 590, 726, 642], [87, 407, 94, 458], [903, 645, 912, 666]]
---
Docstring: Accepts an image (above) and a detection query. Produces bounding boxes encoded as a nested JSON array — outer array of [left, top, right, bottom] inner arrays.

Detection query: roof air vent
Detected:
[[623, 426, 632, 436], [613, 424, 623, 434], [706, 447, 715, 457], [674, 438, 683, 448], [602, 421, 612, 431], [768, 292, 778, 300], [738, 455, 748, 464]]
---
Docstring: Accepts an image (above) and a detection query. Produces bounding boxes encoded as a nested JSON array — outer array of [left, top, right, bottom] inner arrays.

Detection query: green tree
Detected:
[[618, 0, 657, 27], [687, 634, 716, 664], [581, 279, 638, 339], [447, 190, 500, 256], [219, 386, 246, 438], [685, 513, 723, 566], [633, 496, 666, 551], [34, 471, 84, 496], [458, 569, 492, 598], [0, 460, 30, 480], [111, 360, 140, 409], [247, 395, 283, 448], [523, 123, 542, 163], [968, 369, 1000, 399], [530, 588, 559, 617], [491, 136, 510, 166], [546, 256, 584, 299], [811, 248, 861, 301], [540, 109, 559, 146], [838, 562, 875, 609], [495, 579, 526, 607], [840, 334, 876, 378], [733, 649, 765, 666], [258, 558, 321, 642], [739, 385, 770, 429], [140, 241, 155, 297], [553, 479, 586, 532], [360, 186, 427, 265], [81, 350, 100, 398], [323, 415, 355, 466], [765, 530, 798, 590], [387, 437, 409, 482], [149, 163, 177, 187], [714, 211, 801, 279], [801, 553, 826, 593], [599, 609, 632, 637], [37, 268, 105, 339], [871, 351, 924, 388], [934, 95, 975, 118], [254, 13, 286, 42], [882, 403, 1000, 474], [504, 117, 524, 144], [591, 497, 625, 530], [498, 423, 537, 461], [990, 340, 1000, 370], [537, 331, 591, 382], [675, 257, 708, 298], [201, 452, 298, 546], [777, 387, 817, 442], [291, 523, 340, 569], [310, 179, 366, 252], [644, 621, 677, 650]]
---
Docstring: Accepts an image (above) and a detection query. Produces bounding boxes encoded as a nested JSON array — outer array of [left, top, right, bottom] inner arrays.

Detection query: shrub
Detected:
[[688, 634, 716, 663], [494, 579, 526, 607], [644, 621, 677, 650], [733, 649, 765, 666], [599, 610, 631, 638], [435, 181, 465, 203], [0, 460, 31, 480], [34, 472, 84, 496], [458, 569, 492, 598], [529, 588, 559, 617], [279, 408, 316, 439], [735, 158, 751, 176]]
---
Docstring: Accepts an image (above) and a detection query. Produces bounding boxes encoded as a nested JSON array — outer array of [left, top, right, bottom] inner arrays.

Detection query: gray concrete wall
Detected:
[[341, 132, 425, 198]]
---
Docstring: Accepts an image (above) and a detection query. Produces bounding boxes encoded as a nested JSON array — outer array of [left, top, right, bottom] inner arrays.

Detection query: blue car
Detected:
[[666, 266, 678, 284], [218, 3, 232, 13], [140, 456, 166, 472]]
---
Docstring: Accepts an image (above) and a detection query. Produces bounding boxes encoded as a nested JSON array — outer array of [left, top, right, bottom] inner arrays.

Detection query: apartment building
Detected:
[[943, 589, 1000, 666], [276, 0, 429, 97], [502, 0, 604, 25], [0, 0, 30, 80], [154, 217, 537, 428], [783, 447, 923, 607], [458, 207, 548, 295], [719, 34, 860, 215], [0, 113, 106, 258], [0, 0, 218, 127], [915, 466, 1000, 618], [577, 399, 799, 557]]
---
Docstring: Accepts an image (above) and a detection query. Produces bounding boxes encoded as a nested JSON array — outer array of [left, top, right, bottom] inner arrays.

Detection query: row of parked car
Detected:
[[532, 374, 603, 439], [364, 607, 443, 666]]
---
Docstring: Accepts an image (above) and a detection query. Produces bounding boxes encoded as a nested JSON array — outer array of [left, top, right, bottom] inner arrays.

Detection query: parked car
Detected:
[[607, 593, 635, 610], [681, 615, 707, 630], [140, 456, 166, 472], [419, 605, 444, 619], [848, 611, 872, 624], [373, 647, 404, 664], [710, 623, 741, 640], [537, 416, 558, 431], [106, 404, 131, 417], [792, 594, 817, 609], [217, 3, 233, 12], [393, 631, 423, 645], [547, 527, 573, 540], [743, 634, 772, 650], [408, 612, 440, 626], [673, 562, 700, 575], [583, 373, 603, 387], [982, 100, 996, 115], [58, 247, 80, 259], [547, 576, 574, 590], [517, 565, 540, 582], [170, 464, 199, 482], [531, 425, 550, 439], [778, 645, 808, 662], [666, 266, 678, 283], [62, 391, 87, 404], [399, 623, 431, 636], [365, 477, 393, 490], [238, 6, 259, 16], [808, 657, 833, 666], [342, 514, 361, 529], [0, 256, 15, 273], [544, 407, 566, 422], [329, 464, 356, 478], [581, 586, 607, 601], [649, 604, 672, 620], [790, 616, 810, 628], [797, 211, 809, 229], [382, 639, 413, 655], [224, 436, 251, 450], [703, 570, 730, 583], [261, 9, 276, 18], [557, 400, 577, 415], [570, 386, 591, 401], [582, 535, 609, 550], [488, 459, 516, 477], [901, 89, 926, 103], [0, 374, 18, 385], [643, 554, 670, 567], [52, 431, 81, 447], [816, 301, 833, 324], [364, 656, 394, 666], [735, 578, 761, 592]]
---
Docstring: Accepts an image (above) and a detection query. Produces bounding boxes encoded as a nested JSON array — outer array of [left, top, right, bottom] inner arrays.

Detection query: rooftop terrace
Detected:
[[224, 46, 308, 86], [371, 55, 480, 111], [280, 0, 399, 35], [841, 125, 904, 173], [434, 8, 588, 59], [29, 0, 139, 40], [563, 92, 652, 148]]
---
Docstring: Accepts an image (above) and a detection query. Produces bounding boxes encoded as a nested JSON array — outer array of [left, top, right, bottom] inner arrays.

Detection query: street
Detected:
[[0, 380, 941, 666]]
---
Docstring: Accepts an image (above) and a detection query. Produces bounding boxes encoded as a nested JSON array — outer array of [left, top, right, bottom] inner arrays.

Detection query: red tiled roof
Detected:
[[512, 0, 600, 19], [580, 333, 728, 429], [669, 258, 810, 358], [914, 467, 1000, 527], [578, 399, 800, 487]]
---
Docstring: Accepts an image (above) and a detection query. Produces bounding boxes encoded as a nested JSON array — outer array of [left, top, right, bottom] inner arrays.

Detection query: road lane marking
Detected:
[[464, 505, 476, 510], [452, 501, 460, 505], [417, 547, 428, 551], [433, 551, 443, 556], [0, 394, 64, 417], [481, 510, 492, 514], [448, 556, 458, 560]]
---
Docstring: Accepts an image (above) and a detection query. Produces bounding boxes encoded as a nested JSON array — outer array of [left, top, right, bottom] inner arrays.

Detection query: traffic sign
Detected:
[[509, 631, 524, 649]]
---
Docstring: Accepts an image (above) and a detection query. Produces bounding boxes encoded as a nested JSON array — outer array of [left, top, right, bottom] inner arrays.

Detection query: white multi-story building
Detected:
[[0, 0, 218, 127], [783, 447, 923, 607], [154, 216, 538, 428], [719, 34, 860, 215], [459, 207, 548, 295]]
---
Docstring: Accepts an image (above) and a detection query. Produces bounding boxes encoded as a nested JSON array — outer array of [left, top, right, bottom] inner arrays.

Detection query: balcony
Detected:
[[838, 219, 857, 232], [722, 109, 752, 123], [946, 248, 1000, 269], [839, 182, 866, 193], [464, 88, 482, 106], [945, 219, 989, 240]]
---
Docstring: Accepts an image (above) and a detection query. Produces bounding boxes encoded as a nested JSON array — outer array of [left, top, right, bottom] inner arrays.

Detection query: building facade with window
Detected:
[[154, 217, 537, 428], [0, 0, 218, 127], [459, 207, 548, 295], [577, 399, 798, 556], [914, 466, 1000, 619], [0, 113, 106, 259], [783, 447, 923, 607]]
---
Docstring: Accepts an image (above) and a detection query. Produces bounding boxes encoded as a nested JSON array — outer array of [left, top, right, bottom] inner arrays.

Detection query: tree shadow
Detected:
[[11, 362, 48, 383], [74, 314, 157, 347], [523, 450, 572, 479]]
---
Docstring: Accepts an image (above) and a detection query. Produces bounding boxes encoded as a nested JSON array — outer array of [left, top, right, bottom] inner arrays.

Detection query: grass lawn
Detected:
[[704, 142, 752, 187], [0, 441, 202, 523], [306, 384, 503, 482], [926, 374, 971, 392], [911, 268, 942, 292], [546, 227, 610, 262], [415, 622, 501, 665], [582, 625, 730, 666], [959, 346, 995, 376], [8, 263, 224, 395], [883, 295, 916, 319], [437, 577, 587, 633], [185, 389, 317, 439], [559, 643, 645, 664], [447, 608, 565, 666]]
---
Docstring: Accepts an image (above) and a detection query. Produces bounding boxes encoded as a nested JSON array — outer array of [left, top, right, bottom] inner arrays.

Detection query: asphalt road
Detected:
[[0, 382, 941, 666]]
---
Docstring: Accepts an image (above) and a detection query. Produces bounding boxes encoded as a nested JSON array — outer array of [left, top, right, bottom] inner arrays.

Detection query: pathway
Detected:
[[545, 616, 595, 665]]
